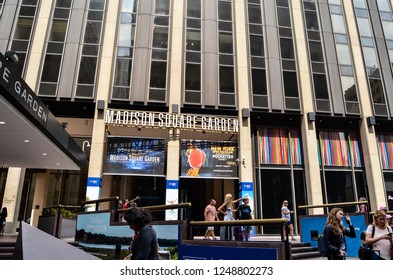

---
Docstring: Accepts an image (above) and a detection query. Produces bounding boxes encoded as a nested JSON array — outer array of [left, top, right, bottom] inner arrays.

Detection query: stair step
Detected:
[[291, 251, 321, 260], [0, 252, 14, 260], [291, 246, 318, 253]]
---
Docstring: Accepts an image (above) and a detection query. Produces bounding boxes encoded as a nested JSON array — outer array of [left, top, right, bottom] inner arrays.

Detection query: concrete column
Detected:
[[164, 0, 184, 220], [30, 173, 48, 227], [2, 168, 25, 233], [25, 0, 53, 88], [292, 0, 323, 214], [343, 0, 386, 210], [86, 2, 119, 207], [234, 0, 253, 183]]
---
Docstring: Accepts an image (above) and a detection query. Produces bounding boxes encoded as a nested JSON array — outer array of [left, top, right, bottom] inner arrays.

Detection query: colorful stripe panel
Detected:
[[258, 128, 302, 165], [377, 134, 393, 170]]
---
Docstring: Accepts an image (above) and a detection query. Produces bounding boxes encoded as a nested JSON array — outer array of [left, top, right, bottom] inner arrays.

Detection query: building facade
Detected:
[[1, 0, 393, 234]]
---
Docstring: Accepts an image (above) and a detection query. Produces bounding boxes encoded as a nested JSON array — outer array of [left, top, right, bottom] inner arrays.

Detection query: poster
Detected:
[[104, 137, 166, 176], [180, 140, 238, 178]]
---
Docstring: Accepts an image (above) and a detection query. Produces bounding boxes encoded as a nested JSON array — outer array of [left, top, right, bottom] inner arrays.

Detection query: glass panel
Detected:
[[248, 5, 262, 24], [112, 87, 130, 99], [150, 61, 167, 88], [219, 54, 233, 65], [363, 47, 378, 69], [283, 71, 299, 97], [78, 57, 97, 84], [82, 45, 99, 55], [249, 24, 263, 35], [76, 85, 94, 98], [342, 76, 357, 101], [277, 7, 291, 27], [219, 93, 235, 106], [84, 21, 102, 44], [219, 32, 233, 53], [185, 64, 201, 91], [186, 52, 201, 62], [335, 33, 348, 44], [305, 11, 319, 30], [218, 2, 232, 21], [336, 44, 351, 65], [88, 11, 103, 21], [353, 0, 366, 8], [41, 55, 62, 82], [329, 4, 342, 15], [252, 68, 267, 95], [331, 14, 345, 33], [357, 18, 372, 37], [19, 6, 36, 16], [56, 0, 72, 8], [380, 12, 392, 21], [114, 59, 132, 86], [152, 27, 168, 48], [325, 171, 355, 205], [49, 20, 68, 42], [118, 24, 135, 46], [187, 19, 201, 29], [313, 74, 329, 99], [152, 49, 167, 60], [361, 37, 374, 47], [377, 0, 391, 12], [187, 0, 201, 18], [370, 78, 385, 103], [280, 38, 294, 59], [219, 66, 235, 93], [250, 35, 264, 56], [186, 30, 201, 51], [122, 0, 138, 13], [309, 41, 324, 62], [382, 21, 393, 40], [155, 0, 170, 15], [13, 18, 33, 40], [185, 91, 201, 103], [340, 65, 353, 76], [90, 0, 105, 10], [117, 47, 133, 57], [154, 16, 169, 26], [355, 8, 368, 18], [53, 9, 70, 19], [39, 83, 57, 96], [276, 0, 289, 7]]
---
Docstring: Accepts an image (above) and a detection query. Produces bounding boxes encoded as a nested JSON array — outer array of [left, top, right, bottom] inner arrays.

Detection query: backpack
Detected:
[[358, 225, 375, 260], [317, 227, 327, 257]]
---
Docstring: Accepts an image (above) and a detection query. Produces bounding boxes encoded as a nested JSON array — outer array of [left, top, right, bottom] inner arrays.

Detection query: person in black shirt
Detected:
[[324, 208, 356, 260], [237, 195, 253, 241], [124, 207, 158, 260]]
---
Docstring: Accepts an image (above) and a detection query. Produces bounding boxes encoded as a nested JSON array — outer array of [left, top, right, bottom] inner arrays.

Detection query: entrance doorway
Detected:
[[256, 168, 307, 234], [179, 178, 239, 234]]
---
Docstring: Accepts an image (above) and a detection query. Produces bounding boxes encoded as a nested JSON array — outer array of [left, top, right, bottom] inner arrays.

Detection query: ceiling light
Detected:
[[0, 121, 5, 125], [24, 140, 30, 143], [42, 153, 47, 156]]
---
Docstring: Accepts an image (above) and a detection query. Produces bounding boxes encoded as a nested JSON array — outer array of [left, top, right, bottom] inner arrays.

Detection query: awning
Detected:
[[0, 52, 87, 170]]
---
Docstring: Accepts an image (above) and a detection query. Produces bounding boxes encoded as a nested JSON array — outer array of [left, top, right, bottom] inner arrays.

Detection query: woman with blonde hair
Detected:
[[218, 193, 243, 240], [324, 208, 356, 260], [364, 210, 393, 260]]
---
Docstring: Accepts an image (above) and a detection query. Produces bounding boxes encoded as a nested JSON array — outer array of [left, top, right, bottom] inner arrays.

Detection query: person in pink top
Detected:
[[203, 199, 219, 240]]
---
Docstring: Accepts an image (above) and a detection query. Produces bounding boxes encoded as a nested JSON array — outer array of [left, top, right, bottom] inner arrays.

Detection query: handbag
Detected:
[[358, 244, 373, 260]]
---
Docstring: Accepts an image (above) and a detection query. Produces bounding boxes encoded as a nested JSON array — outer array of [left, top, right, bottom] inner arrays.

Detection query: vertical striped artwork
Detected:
[[377, 134, 393, 170], [348, 132, 363, 168], [258, 128, 302, 165], [318, 131, 362, 167]]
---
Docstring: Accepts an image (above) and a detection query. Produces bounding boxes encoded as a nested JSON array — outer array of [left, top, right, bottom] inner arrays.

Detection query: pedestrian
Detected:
[[123, 207, 158, 260], [281, 200, 296, 241], [358, 197, 368, 213], [236, 194, 253, 241], [324, 208, 356, 260], [203, 199, 219, 240], [218, 193, 243, 240], [364, 210, 393, 260], [0, 207, 7, 236]]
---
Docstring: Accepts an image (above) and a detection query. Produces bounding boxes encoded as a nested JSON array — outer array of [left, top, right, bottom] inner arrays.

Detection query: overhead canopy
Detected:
[[0, 52, 87, 170]]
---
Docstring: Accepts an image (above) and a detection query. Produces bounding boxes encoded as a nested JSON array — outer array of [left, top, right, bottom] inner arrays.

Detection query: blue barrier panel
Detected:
[[178, 243, 278, 260], [299, 214, 368, 258]]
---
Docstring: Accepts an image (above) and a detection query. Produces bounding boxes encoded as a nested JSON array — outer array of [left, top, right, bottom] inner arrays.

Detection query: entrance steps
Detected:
[[291, 242, 320, 259], [0, 240, 16, 260]]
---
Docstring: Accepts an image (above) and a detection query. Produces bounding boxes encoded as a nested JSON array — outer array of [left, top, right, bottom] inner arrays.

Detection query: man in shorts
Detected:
[[203, 199, 219, 240]]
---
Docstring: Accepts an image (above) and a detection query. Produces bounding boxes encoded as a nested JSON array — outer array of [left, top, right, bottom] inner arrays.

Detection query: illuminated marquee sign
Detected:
[[105, 109, 239, 133]]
